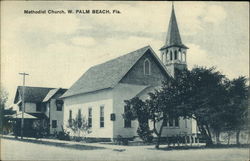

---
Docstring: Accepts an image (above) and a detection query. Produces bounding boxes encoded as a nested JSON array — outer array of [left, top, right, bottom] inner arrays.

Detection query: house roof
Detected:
[[27, 113, 48, 119], [160, 5, 188, 50], [61, 45, 172, 98], [135, 85, 161, 99], [14, 86, 54, 104], [42, 88, 67, 102], [11, 112, 37, 119]]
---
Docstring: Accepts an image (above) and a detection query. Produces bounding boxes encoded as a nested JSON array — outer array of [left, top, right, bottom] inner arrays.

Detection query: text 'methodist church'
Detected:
[[61, 5, 198, 141]]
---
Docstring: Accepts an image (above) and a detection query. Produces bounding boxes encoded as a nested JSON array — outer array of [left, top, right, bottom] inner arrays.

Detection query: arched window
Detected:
[[174, 50, 178, 60], [166, 50, 169, 61], [144, 59, 151, 75], [183, 52, 186, 62], [170, 51, 173, 60]]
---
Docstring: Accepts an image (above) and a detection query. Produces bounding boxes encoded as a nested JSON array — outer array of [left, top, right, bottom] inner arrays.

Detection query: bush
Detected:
[[57, 131, 70, 141], [137, 125, 153, 143], [114, 135, 129, 145]]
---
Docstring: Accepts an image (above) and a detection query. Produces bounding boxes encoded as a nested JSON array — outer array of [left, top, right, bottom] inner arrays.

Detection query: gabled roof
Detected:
[[160, 5, 188, 50], [61, 45, 172, 98], [135, 85, 161, 99], [14, 86, 54, 104], [42, 88, 67, 102], [11, 112, 37, 119], [27, 113, 48, 119]]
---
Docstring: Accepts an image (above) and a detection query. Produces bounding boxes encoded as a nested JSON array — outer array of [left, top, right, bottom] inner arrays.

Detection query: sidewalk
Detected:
[[1, 134, 205, 150], [1, 135, 146, 150]]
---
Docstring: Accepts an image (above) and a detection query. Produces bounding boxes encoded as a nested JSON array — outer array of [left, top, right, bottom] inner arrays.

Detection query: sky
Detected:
[[1, 1, 249, 106]]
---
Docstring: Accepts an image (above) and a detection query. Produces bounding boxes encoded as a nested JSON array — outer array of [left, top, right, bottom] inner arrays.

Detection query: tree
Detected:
[[124, 75, 185, 148], [67, 109, 90, 141], [124, 66, 248, 147], [223, 76, 248, 144], [181, 67, 229, 146], [124, 97, 153, 143], [32, 119, 49, 138], [0, 88, 15, 134]]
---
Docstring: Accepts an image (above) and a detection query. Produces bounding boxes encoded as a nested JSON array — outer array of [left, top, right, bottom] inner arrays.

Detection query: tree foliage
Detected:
[[124, 66, 249, 147], [0, 88, 14, 134], [67, 109, 91, 141], [124, 97, 153, 143]]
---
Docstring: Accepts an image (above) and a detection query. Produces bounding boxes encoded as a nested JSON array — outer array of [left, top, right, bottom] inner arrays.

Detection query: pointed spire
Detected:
[[160, 3, 188, 50]]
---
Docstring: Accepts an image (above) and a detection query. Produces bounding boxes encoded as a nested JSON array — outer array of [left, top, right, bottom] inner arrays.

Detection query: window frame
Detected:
[[169, 119, 173, 127], [185, 119, 188, 128], [163, 119, 168, 127], [88, 107, 92, 128], [124, 106, 131, 128], [68, 110, 72, 126], [52, 120, 57, 128], [100, 105, 104, 128], [36, 102, 42, 112], [174, 117, 179, 127], [56, 100, 63, 111], [174, 50, 178, 60], [144, 59, 151, 75]]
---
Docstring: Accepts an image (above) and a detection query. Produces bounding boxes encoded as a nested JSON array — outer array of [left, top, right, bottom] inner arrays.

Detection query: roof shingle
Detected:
[[14, 86, 54, 103], [61, 46, 152, 98], [42, 88, 67, 102], [160, 5, 188, 50]]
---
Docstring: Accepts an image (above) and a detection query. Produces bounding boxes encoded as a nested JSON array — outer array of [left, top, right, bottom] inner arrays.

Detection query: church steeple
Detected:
[[160, 3, 188, 77]]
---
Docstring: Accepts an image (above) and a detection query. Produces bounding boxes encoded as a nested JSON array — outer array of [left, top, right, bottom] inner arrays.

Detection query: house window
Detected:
[[100, 106, 104, 128], [56, 100, 63, 111], [124, 106, 131, 128], [174, 117, 179, 127], [52, 120, 57, 128], [36, 103, 41, 112], [144, 59, 151, 75], [88, 108, 92, 128], [174, 50, 178, 60], [170, 51, 173, 60], [69, 110, 72, 126]]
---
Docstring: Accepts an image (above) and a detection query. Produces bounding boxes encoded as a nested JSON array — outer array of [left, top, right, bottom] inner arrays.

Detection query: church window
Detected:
[[144, 59, 151, 75], [166, 50, 169, 60], [174, 117, 179, 127], [100, 106, 104, 128], [163, 119, 168, 126], [185, 119, 187, 128], [183, 52, 186, 62], [174, 50, 178, 60], [69, 110, 72, 126], [124, 106, 131, 128], [169, 119, 173, 127], [170, 51, 173, 60], [88, 108, 92, 128]]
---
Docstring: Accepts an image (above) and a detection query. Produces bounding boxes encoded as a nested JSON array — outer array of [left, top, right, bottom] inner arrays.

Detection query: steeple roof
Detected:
[[160, 5, 188, 50]]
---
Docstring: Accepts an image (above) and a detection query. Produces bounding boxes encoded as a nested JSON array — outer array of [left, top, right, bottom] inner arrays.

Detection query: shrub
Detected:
[[114, 135, 129, 145], [57, 131, 70, 141], [137, 124, 153, 143]]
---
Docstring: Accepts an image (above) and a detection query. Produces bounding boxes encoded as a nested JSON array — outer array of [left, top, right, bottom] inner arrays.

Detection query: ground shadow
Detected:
[[1, 136, 106, 151], [147, 144, 249, 151]]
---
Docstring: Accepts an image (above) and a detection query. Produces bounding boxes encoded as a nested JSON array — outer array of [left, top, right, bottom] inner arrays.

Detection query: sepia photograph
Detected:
[[0, 1, 249, 161]]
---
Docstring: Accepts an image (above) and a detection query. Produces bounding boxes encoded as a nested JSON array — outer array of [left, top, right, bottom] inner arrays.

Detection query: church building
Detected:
[[61, 5, 197, 141]]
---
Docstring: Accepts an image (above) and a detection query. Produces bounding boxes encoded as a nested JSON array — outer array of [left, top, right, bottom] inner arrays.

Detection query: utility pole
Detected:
[[19, 72, 29, 139]]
